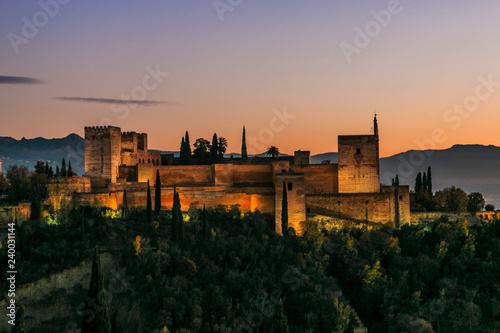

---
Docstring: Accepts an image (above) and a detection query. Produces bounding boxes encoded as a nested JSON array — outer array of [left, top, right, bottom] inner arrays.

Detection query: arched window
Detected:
[[148, 158, 151, 163], [288, 182, 293, 191]]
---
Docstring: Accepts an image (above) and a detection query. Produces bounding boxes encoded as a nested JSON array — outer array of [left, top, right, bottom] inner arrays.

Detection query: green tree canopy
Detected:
[[467, 192, 485, 214]]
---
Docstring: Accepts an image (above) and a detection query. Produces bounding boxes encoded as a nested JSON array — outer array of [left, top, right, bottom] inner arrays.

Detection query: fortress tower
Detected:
[[337, 116, 380, 193], [84, 126, 122, 184]]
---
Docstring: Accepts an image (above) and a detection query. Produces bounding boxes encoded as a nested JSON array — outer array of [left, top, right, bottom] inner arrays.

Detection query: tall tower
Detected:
[[84, 126, 122, 184], [337, 116, 380, 193], [241, 126, 248, 159]]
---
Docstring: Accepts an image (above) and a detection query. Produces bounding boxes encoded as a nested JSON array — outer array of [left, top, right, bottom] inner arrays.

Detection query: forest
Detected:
[[1, 203, 499, 332]]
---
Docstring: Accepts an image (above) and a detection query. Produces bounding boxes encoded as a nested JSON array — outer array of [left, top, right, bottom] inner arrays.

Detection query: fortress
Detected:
[[47, 116, 410, 233]]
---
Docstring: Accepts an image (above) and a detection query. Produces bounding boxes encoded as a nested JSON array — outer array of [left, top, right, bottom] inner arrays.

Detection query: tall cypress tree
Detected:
[[61, 158, 67, 177], [274, 299, 290, 333], [155, 170, 161, 215], [180, 137, 187, 165], [395, 175, 400, 186], [171, 187, 178, 243], [68, 160, 73, 177], [422, 172, 428, 192], [415, 172, 422, 193], [146, 180, 152, 224], [210, 133, 218, 164], [427, 166, 432, 194], [281, 181, 288, 236], [184, 131, 192, 164], [56, 166, 60, 177], [30, 186, 41, 221], [177, 191, 184, 244], [81, 248, 111, 333], [122, 190, 128, 214], [241, 126, 248, 159], [202, 204, 208, 241]]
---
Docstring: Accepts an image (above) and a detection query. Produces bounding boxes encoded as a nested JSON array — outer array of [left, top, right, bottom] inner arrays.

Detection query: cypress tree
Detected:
[[180, 137, 186, 165], [177, 191, 184, 244], [281, 181, 288, 236], [427, 166, 432, 194], [45, 162, 49, 175], [81, 248, 111, 333], [185, 131, 192, 163], [171, 187, 178, 243], [12, 305, 25, 333], [210, 133, 218, 164], [241, 126, 248, 159], [395, 175, 400, 186], [122, 190, 128, 214], [30, 186, 41, 221], [423, 172, 428, 192], [61, 158, 67, 177], [48, 166, 54, 178], [146, 180, 152, 224], [155, 170, 161, 215], [68, 160, 73, 177], [202, 204, 208, 241], [274, 299, 290, 333], [415, 172, 422, 193], [56, 166, 60, 177]]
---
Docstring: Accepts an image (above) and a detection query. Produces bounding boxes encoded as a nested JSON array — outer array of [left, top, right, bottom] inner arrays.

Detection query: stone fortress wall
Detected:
[[48, 117, 410, 233]]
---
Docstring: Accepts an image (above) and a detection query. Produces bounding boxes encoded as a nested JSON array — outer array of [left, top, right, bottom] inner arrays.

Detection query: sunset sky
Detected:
[[1, 0, 499, 156]]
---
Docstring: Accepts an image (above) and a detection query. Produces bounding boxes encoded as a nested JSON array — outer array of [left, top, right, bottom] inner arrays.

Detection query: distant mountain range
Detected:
[[1, 135, 498, 207], [0, 134, 84, 173], [314, 145, 500, 208]]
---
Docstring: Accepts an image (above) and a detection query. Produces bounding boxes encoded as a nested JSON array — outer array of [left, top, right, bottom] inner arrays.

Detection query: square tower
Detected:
[[338, 134, 380, 193], [84, 126, 122, 183]]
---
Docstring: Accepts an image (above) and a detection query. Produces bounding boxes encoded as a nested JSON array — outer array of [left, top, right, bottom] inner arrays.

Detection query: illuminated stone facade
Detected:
[[47, 117, 410, 233]]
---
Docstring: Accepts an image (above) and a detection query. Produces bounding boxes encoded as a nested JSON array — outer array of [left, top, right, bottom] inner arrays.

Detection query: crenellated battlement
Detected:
[[84, 125, 121, 137]]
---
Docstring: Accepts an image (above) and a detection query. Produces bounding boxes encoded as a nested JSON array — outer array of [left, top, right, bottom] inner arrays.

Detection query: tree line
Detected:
[[179, 131, 228, 165], [400, 166, 494, 213]]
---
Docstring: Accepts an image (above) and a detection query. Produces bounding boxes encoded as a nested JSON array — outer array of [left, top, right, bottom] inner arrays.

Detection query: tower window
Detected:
[[288, 182, 293, 191], [356, 148, 361, 154]]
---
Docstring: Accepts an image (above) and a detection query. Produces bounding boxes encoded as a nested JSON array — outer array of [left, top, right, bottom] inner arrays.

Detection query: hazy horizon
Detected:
[[1, 1, 500, 157]]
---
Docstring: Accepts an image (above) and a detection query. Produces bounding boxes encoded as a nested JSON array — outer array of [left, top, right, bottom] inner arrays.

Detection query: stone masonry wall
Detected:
[[84, 126, 122, 183], [306, 185, 410, 226], [338, 135, 380, 193], [275, 173, 306, 235], [292, 164, 338, 194]]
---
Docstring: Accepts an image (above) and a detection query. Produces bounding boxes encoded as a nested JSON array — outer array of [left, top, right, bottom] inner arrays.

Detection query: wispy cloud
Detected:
[[0, 75, 44, 84], [55, 97, 166, 106]]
